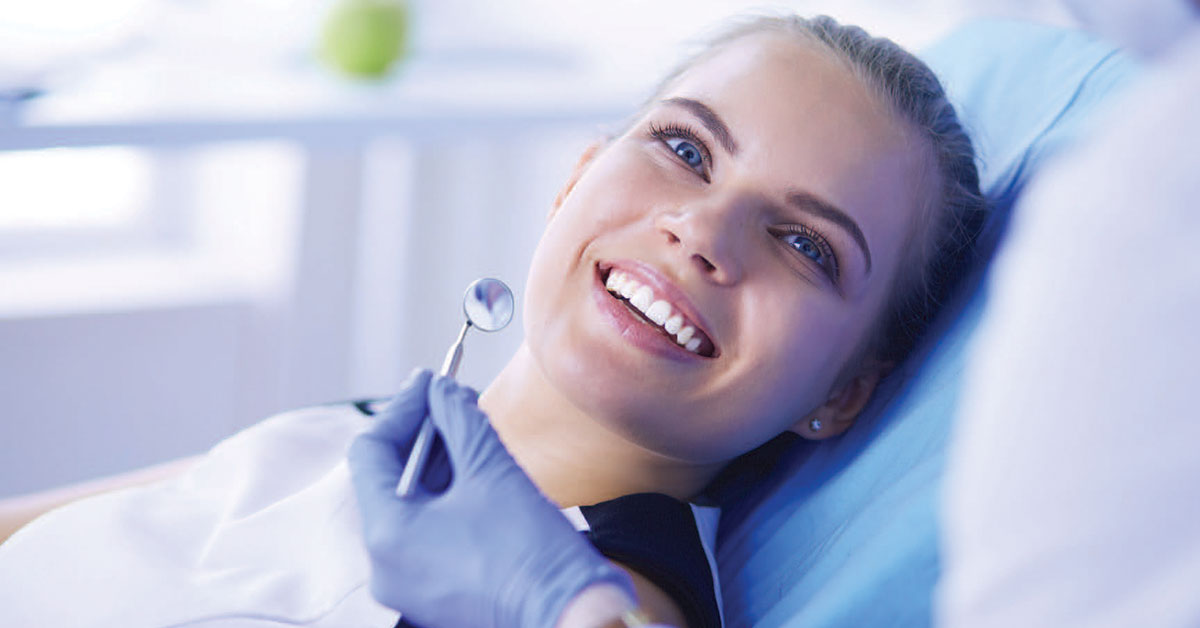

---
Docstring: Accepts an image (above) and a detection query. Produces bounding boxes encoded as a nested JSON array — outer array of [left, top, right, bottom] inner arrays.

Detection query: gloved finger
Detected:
[[367, 369, 434, 449], [348, 369, 434, 517], [347, 433, 411, 533], [428, 376, 504, 479], [418, 433, 453, 494], [348, 429, 408, 489], [351, 430, 452, 500]]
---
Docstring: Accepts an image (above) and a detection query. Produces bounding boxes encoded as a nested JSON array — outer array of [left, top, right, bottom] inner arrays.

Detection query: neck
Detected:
[[477, 343, 723, 507]]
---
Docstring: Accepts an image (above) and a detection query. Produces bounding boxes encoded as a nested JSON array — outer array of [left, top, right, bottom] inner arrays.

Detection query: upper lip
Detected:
[[597, 258, 720, 358]]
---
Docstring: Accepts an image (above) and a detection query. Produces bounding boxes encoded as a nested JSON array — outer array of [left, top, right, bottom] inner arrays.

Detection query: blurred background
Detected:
[[0, 0, 1076, 496]]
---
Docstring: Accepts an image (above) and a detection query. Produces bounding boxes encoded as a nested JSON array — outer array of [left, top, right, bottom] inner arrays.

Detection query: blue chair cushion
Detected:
[[713, 19, 1140, 628]]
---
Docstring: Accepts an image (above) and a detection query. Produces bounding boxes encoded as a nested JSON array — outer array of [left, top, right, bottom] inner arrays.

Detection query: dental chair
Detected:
[[713, 19, 1140, 627]]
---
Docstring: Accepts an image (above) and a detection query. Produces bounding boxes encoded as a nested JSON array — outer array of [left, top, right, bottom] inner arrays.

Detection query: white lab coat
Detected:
[[938, 11, 1200, 628]]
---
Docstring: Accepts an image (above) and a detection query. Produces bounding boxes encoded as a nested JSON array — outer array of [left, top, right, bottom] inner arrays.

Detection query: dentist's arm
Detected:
[[347, 370, 681, 628]]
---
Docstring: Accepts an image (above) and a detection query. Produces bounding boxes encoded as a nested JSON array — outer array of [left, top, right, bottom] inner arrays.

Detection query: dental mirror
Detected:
[[396, 278, 514, 496], [463, 277, 514, 332]]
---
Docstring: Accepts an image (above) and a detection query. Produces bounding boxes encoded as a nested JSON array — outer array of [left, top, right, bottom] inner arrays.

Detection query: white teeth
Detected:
[[645, 300, 671, 325], [605, 271, 622, 292], [664, 314, 683, 335], [603, 269, 710, 355], [630, 286, 653, 312], [618, 278, 638, 299]]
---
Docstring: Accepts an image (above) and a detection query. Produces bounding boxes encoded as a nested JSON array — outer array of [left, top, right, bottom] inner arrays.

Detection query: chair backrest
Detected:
[[714, 19, 1141, 628]]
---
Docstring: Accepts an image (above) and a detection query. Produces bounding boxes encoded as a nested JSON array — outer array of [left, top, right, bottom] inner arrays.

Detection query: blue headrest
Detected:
[[714, 20, 1139, 628]]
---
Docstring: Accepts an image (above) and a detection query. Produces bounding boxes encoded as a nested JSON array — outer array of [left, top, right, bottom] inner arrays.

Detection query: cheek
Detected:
[[524, 147, 669, 317], [569, 134, 691, 217], [567, 146, 666, 224], [653, 294, 859, 462], [522, 219, 583, 347], [521, 149, 652, 342], [744, 277, 858, 366], [733, 290, 862, 409]]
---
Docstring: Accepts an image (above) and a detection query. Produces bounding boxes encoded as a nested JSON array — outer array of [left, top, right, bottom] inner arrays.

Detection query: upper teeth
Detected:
[[604, 270, 706, 354]]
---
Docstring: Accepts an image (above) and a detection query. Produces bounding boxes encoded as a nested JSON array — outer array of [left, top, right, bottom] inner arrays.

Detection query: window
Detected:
[[0, 147, 157, 259], [0, 147, 151, 231]]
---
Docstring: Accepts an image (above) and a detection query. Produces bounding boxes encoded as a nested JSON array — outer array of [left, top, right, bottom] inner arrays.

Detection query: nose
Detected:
[[653, 195, 747, 285]]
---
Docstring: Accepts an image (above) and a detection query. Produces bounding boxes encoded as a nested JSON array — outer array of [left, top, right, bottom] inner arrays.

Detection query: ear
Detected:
[[549, 139, 606, 221], [789, 367, 884, 440]]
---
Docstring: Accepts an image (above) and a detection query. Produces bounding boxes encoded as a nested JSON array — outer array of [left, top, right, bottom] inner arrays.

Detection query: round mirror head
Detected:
[[463, 278, 514, 332]]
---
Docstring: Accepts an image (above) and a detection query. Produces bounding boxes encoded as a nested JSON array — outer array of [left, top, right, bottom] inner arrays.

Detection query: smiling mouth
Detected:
[[597, 265, 718, 358]]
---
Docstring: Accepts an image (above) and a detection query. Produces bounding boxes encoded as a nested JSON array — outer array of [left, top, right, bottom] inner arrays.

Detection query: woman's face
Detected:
[[524, 35, 931, 464]]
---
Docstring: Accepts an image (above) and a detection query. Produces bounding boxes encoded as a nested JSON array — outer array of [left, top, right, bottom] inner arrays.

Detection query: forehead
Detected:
[[658, 34, 932, 279], [665, 34, 911, 160]]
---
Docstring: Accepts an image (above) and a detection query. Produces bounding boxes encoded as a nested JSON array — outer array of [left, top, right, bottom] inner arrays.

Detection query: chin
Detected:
[[538, 349, 741, 462]]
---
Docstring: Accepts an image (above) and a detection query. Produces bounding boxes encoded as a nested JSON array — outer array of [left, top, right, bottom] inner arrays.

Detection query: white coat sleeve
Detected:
[[937, 28, 1200, 628]]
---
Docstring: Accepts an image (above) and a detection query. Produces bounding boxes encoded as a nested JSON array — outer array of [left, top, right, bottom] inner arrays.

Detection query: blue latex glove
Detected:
[[348, 369, 637, 628]]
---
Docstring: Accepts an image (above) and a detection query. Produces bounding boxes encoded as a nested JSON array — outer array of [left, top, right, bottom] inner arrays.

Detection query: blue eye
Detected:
[[665, 137, 704, 168], [784, 233, 825, 263], [773, 226, 840, 283], [648, 122, 710, 180]]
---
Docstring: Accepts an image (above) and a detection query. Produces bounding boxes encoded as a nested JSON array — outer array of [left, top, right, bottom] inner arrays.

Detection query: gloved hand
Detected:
[[347, 369, 637, 628]]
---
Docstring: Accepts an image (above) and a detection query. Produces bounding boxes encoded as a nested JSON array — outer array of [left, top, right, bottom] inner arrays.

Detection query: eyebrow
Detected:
[[663, 97, 739, 155], [786, 190, 873, 274]]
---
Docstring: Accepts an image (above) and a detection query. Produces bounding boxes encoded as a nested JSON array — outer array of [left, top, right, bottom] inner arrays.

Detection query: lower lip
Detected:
[[591, 267, 704, 363]]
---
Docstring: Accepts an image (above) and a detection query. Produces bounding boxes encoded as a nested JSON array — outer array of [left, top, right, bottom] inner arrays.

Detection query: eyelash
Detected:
[[648, 122, 712, 181], [770, 224, 841, 283]]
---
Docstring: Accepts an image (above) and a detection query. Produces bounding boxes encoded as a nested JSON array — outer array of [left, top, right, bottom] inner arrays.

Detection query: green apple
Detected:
[[320, 0, 409, 78]]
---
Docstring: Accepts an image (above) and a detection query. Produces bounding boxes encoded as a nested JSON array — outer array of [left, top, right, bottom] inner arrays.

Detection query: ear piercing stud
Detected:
[[809, 418, 823, 433]]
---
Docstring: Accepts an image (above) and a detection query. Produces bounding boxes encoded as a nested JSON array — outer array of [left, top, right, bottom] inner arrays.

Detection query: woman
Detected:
[[0, 14, 982, 628]]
